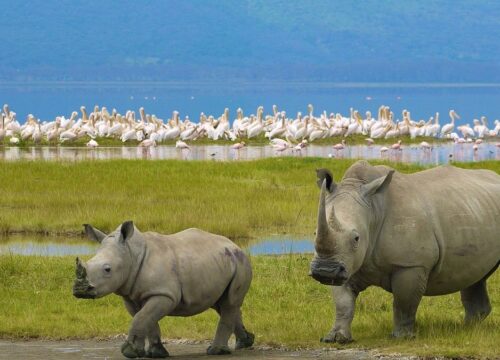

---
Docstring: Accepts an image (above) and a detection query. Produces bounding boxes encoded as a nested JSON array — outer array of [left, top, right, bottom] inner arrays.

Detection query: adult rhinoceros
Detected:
[[73, 221, 254, 358], [309, 160, 499, 342]]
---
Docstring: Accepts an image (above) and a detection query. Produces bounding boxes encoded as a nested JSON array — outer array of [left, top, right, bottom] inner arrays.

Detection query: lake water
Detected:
[[0, 236, 315, 257], [1, 142, 498, 165], [1, 83, 499, 127]]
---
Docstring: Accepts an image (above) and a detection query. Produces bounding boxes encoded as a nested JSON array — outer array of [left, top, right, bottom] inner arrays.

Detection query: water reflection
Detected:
[[0, 142, 498, 164], [0, 236, 314, 256]]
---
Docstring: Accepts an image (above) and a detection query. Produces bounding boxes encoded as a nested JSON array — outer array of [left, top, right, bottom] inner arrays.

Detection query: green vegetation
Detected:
[[0, 159, 499, 356], [0, 254, 498, 358], [0, 159, 498, 239], [2, 133, 458, 147]]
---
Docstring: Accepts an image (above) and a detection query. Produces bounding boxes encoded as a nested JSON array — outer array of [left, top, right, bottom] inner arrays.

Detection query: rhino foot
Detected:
[[320, 330, 352, 344], [121, 340, 146, 359], [146, 342, 169, 358], [206, 345, 231, 355], [391, 329, 415, 339], [235, 331, 255, 349]]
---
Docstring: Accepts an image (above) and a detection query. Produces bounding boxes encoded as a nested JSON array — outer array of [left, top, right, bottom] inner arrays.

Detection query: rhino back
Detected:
[[133, 228, 250, 315], [375, 165, 500, 295]]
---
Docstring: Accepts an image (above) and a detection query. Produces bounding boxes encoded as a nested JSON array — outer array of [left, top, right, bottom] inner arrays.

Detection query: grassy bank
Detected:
[[1, 133, 460, 148], [0, 159, 499, 239], [0, 254, 498, 358]]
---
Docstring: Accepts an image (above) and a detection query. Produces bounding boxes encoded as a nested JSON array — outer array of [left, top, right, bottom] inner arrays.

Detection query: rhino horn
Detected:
[[75, 257, 87, 279], [315, 180, 335, 253]]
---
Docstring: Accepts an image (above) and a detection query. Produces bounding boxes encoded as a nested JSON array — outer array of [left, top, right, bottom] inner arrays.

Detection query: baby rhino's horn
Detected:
[[75, 257, 87, 279]]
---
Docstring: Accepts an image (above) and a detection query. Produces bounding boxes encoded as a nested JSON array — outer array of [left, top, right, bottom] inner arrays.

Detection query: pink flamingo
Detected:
[[333, 140, 346, 150], [231, 141, 246, 150], [391, 140, 402, 151]]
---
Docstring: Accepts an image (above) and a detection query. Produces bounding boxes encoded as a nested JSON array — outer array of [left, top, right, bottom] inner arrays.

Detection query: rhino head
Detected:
[[73, 221, 137, 299], [310, 166, 394, 286]]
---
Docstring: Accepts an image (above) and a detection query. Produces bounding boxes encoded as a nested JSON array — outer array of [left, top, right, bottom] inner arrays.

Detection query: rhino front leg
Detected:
[[321, 285, 358, 344], [145, 324, 169, 359], [122, 296, 174, 359], [391, 267, 427, 338], [123, 299, 169, 358]]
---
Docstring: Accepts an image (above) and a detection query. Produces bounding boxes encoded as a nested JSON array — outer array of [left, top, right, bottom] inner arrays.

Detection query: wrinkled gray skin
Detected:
[[73, 221, 254, 358], [310, 160, 500, 343]]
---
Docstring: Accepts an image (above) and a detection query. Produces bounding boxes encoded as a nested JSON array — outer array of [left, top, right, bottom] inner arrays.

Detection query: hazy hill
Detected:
[[1, 0, 499, 82]]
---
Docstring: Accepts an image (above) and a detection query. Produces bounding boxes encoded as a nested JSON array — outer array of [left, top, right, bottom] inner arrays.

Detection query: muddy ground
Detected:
[[0, 338, 422, 359]]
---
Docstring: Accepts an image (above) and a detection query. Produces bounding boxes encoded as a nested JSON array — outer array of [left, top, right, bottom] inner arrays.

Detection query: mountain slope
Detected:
[[1, 0, 499, 81]]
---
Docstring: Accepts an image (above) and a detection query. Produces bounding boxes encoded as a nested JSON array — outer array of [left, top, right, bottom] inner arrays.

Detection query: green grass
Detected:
[[0, 254, 498, 358], [0, 159, 499, 357], [0, 159, 498, 239]]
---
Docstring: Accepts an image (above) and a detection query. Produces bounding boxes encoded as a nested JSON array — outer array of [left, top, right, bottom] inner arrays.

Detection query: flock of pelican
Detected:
[[0, 104, 499, 153]]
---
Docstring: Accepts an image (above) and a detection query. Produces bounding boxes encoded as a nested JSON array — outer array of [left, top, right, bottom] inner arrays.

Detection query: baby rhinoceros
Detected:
[[73, 221, 254, 358]]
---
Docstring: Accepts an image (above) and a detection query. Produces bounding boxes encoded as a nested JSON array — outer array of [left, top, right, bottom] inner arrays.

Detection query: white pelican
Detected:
[[0, 114, 5, 142], [441, 110, 459, 137], [32, 122, 42, 144], [247, 107, 264, 139], [419, 141, 432, 150], [86, 139, 99, 148]]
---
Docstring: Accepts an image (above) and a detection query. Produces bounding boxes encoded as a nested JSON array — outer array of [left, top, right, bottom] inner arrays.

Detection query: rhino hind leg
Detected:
[[206, 302, 236, 355], [460, 279, 492, 324], [208, 271, 252, 355], [391, 267, 428, 338], [234, 310, 255, 349]]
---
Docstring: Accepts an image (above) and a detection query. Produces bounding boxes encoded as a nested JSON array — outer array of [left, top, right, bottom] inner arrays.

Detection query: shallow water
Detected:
[[0, 142, 498, 164], [0, 236, 314, 257]]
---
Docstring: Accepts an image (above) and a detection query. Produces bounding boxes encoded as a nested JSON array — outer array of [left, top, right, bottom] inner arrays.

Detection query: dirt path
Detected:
[[0, 339, 417, 359]]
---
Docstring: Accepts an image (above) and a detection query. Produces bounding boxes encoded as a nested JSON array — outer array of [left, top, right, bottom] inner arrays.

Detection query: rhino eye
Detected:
[[354, 235, 360, 242], [103, 264, 112, 275]]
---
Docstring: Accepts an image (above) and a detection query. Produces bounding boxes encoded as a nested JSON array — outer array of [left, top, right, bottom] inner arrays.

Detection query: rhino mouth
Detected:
[[310, 271, 348, 286], [310, 258, 349, 286], [73, 280, 97, 299]]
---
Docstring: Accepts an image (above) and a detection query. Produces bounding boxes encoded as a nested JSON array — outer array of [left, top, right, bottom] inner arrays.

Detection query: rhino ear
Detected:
[[361, 170, 395, 198], [316, 168, 336, 193], [119, 221, 135, 243], [83, 224, 107, 243]]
